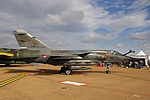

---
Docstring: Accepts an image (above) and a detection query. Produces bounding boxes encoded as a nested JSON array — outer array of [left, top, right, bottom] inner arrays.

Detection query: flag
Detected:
[[29, 41, 34, 45]]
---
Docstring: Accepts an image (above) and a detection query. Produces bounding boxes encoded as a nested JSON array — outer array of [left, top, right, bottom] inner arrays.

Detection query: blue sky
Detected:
[[0, 0, 150, 55]]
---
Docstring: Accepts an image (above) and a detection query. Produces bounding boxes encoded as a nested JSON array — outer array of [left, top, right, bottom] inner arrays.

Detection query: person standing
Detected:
[[145, 55, 149, 70]]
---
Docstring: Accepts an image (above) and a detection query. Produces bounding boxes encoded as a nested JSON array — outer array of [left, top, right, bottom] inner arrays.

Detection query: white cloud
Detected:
[[123, 31, 150, 40], [139, 41, 150, 55], [0, 33, 19, 48], [46, 14, 67, 26], [46, 9, 84, 26], [0, 0, 150, 52], [139, 41, 150, 47], [113, 44, 124, 48], [61, 10, 84, 22], [83, 33, 104, 43], [0, 13, 21, 31], [128, 0, 150, 11]]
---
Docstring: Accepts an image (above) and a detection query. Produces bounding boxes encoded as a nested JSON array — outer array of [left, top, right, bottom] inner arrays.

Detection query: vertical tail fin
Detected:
[[13, 29, 53, 52]]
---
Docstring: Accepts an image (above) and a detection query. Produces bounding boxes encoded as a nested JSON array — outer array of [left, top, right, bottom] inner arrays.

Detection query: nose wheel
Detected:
[[106, 70, 111, 74], [105, 63, 111, 74]]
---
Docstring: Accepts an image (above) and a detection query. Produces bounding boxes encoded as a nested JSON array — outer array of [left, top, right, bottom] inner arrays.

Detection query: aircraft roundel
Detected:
[[42, 54, 47, 58]]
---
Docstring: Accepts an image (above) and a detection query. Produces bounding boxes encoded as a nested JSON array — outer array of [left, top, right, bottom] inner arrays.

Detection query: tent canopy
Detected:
[[137, 49, 146, 56], [136, 49, 147, 58]]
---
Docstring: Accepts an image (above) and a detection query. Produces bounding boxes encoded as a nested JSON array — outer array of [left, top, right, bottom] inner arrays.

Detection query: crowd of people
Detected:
[[123, 61, 144, 69], [118, 60, 149, 70], [97, 60, 149, 70]]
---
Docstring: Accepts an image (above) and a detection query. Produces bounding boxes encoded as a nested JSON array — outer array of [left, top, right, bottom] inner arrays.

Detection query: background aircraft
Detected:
[[0, 48, 26, 66], [12, 29, 134, 74], [0, 48, 16, 66]]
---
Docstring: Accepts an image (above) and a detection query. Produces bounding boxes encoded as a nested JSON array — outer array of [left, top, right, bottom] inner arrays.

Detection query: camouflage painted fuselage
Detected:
[[0, 29, 132, 66]]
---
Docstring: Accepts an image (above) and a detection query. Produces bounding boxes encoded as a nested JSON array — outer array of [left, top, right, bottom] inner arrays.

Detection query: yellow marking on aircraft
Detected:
[[0, 52, 14, 57], [0, 73, 28, 88]]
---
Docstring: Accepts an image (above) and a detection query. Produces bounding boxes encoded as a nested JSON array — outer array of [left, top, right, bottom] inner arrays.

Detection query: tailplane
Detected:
[[13, 29, 53, 52]]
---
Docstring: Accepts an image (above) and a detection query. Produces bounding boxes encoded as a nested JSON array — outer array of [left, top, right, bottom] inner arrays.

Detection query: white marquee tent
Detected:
[[136, 49, 149, 67], [136, 49, 147, 58]]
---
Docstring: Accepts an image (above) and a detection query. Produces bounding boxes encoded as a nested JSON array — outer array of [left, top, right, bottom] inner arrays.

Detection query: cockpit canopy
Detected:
[[107, 50, 123, 56], [91, 50, 123, 56]]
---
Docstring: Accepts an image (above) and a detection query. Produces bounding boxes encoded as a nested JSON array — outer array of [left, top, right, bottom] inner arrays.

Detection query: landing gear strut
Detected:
[[106, 63, 111, 74], [60, 65, 72, 75]]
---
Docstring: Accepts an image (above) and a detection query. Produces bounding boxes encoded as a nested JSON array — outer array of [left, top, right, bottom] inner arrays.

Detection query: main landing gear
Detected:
[[60, 65, 72, 75]]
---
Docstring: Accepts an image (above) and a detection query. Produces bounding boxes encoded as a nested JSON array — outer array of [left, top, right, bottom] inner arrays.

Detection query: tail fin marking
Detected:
[[13, 29, 53, 54]]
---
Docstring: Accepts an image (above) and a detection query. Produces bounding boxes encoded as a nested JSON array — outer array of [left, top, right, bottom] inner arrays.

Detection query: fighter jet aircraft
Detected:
[[12, 29, 134, 74], [0, 48, 26, 66], [0, 48, 16, 66]]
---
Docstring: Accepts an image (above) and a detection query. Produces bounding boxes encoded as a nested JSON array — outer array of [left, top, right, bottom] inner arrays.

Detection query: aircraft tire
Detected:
[[65, 69, 72, 75], [106, 70, 111, 74]]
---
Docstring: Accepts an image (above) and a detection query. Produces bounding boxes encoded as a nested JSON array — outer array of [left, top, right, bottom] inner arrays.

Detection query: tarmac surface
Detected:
[[0, 64, 150, 100]]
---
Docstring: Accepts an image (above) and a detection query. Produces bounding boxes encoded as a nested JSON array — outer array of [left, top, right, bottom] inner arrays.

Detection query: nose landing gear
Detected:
[[105, 63, 111, 74]]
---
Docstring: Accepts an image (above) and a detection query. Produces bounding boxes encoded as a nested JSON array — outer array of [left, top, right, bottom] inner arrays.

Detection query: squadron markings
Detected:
[[0, 73, 28, 88]]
